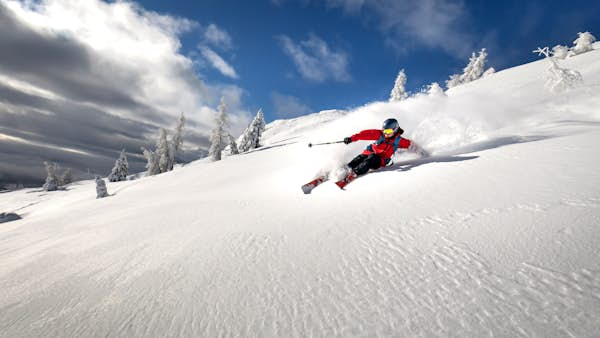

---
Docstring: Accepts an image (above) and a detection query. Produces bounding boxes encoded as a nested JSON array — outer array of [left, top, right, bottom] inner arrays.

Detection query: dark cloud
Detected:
[[0, 102, 149, 186], [0, 141, 125, 187], [0, 2, 215, 186], [0, 4, 155, 115], [0, 81, 212, 185], [0, 83, 152, 149]]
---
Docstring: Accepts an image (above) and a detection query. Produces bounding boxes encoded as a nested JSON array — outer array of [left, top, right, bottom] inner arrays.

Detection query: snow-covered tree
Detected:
[[61, 168, 73, 185], [389, 69, 408, 101], [446, 48, 489, 89], [141, 113, 186, 176], [168, 113, 185, 171], [95, 175, 109, 199], [156, 128, 170, 173], [228, 134, 239, 155], [465, 48, 488, 82], [427, 82, 446, 97], [108, 149, 129, 182], [209, 97, 229, 161], [533, 47, 583, 93], [570, 31, 596, 55], [142, 147, 159, 176], [552, 45, 569, 59], [445, 74, 462, 89], [42, 161, 59, 191], [256, 109, 266, 132], [239, 108, 266, 153]]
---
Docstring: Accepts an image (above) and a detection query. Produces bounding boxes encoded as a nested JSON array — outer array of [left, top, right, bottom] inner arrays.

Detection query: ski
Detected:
[[334, 172, 357, 190], [301, 175, 328, 194]]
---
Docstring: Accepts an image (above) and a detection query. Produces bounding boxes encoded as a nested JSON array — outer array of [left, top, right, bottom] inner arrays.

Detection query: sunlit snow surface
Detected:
[[1, 48, 600, 337]]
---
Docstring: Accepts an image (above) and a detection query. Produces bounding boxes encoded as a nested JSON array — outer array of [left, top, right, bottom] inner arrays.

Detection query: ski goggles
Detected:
[[382, 128, 395, 136]]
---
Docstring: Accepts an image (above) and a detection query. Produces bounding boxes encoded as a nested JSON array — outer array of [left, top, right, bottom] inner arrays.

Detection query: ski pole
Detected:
[[308, 140, 345, 147]]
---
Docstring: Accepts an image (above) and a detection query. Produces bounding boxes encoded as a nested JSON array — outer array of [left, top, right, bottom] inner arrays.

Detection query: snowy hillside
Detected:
[[1, 48, 600, 337]]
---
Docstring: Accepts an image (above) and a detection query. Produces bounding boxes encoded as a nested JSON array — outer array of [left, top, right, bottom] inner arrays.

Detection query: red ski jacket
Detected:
[[350, 129, 411, 164]]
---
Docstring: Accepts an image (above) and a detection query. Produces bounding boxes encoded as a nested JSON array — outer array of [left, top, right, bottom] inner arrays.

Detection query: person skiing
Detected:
[[342, 118, 429, 179], [301, 118, 429, 193]]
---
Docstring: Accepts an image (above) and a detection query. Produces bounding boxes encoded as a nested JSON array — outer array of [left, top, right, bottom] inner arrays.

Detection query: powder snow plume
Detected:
[[283, 48, 600, 176]]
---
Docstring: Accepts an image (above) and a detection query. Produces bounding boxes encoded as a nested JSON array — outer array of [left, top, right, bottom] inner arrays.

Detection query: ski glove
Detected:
[[343, 137, 352, 144]]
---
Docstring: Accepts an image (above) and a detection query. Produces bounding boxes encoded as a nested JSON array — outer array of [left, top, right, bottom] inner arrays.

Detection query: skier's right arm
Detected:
[[347, 129, 382, 143]]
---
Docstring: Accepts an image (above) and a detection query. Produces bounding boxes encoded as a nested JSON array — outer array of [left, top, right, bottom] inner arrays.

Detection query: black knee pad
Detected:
[[366, 154, 383, 170], [348, 154, 367, 169], [353, 162, 371, 176], [350, 154, 382, 176]]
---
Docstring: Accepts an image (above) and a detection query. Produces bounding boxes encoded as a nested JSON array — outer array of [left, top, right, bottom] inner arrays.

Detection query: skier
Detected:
[[302, 118, 429, 193], [341, 118, 429, 179]]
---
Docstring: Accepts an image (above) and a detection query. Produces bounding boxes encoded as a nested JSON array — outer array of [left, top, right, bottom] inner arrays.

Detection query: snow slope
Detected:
[[1, 49, 600, 337]]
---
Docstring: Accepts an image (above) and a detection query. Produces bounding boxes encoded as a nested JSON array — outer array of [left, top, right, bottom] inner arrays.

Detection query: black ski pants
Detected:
[[347, 154, 383, 176]]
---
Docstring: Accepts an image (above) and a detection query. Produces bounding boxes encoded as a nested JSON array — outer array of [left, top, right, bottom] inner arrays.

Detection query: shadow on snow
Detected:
[[378, 134, 552, 173]]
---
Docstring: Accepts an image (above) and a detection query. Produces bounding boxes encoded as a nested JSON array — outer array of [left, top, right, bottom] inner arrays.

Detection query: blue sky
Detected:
[[138, 0, 600, 120], [0, 0, 599, 185]]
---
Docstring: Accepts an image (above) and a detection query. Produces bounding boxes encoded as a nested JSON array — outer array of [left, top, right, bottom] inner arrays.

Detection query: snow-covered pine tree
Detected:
[[239, 108, 266, 153], [108, 149, 129, 182], [446, 48, 489, 89], [389, 69, 408, 101], [61, 168, 73, 185], [534, 47, 583, 93], [445, 74, 462, 89], [427, 82, 445, 96], [156, 128, 170, 173], [141, 113, 186, 176], [228, 134, 239, 155], [252, 108, 266, 149], [570, 31, 596, 55], [95, 175, 109, 199], [42, 161, 59, 191], [238, 126, 254, 153], [142, 147, 159, 176], [256, 109, 266, 135], [168, 113, 186, 171], [462, 48, 488, 83], [552, 45, 569, 59], [209, 97, 229, 161]]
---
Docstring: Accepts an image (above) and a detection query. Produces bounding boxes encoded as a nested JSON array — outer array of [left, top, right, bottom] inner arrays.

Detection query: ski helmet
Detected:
[[382, 118, 402, 137]]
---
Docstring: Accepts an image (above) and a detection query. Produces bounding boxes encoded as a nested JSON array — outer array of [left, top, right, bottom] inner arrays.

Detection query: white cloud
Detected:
[[204, 23, 233, 50], [271, 92, 313, 118], [200, 46, 239, 79], [0, 0, 250, 183], [279, 34, 351, 82], [327, 0, 474, 57], [2, 0, 215, 122]]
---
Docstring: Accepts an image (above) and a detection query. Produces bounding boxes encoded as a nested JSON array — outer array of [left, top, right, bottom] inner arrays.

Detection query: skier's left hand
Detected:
[[343, 137, 352, 144]]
